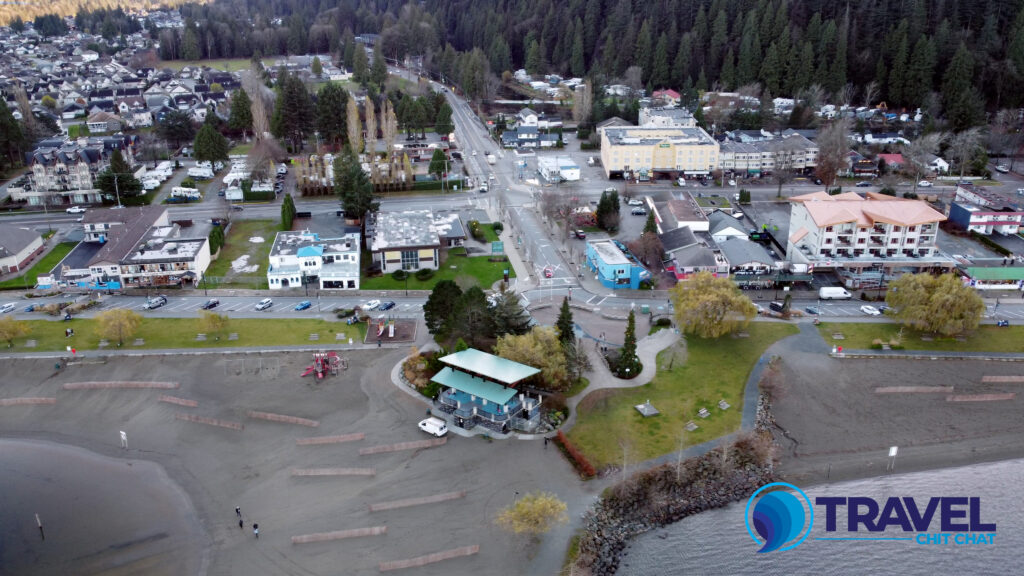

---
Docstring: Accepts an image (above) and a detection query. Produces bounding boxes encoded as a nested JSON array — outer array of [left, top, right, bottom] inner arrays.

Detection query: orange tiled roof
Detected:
[[793, 193, 946, 227]]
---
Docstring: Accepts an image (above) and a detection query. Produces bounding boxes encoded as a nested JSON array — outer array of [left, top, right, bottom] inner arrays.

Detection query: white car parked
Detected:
[[627, 199, 644, 206], [860, 305, 881, 316], [918, 180, 933, 187], [66, 206, 86, 214], [362, 299, 381, 311]]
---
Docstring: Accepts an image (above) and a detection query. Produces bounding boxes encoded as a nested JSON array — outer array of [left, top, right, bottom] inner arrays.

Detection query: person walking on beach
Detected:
[[235, 506, 241, 518], [253, 523, 259, 539], [239, 518, 244, 529]]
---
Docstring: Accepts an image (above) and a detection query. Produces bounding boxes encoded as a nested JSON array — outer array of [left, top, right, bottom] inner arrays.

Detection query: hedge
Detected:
[[555, 430, 596, 478], [411, 179, 465, 191], [415, 268, 434, 280], [392, 270, 408, 281], [970, 231, 1012, 256]]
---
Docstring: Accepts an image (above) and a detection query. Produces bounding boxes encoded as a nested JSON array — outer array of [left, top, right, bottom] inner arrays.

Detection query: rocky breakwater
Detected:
[[572, 432, 775, 575]]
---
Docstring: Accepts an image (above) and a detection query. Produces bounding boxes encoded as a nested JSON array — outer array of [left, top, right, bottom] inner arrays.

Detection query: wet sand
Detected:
[[0, 439, 206, 576]]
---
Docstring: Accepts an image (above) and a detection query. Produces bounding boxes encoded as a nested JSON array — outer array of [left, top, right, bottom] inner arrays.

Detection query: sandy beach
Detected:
[[0, 351, 589, 575]]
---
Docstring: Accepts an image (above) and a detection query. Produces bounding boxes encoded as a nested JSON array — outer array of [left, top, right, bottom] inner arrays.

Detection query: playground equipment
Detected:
[[300, 351, 344, 379], [376, 317, 396, 339]]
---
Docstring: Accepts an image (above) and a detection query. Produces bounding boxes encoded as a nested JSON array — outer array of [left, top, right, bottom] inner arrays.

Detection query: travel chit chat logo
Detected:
[[745, 482, 814, 553]]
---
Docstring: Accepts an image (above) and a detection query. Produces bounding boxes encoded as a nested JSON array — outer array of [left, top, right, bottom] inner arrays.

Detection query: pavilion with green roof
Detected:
[[431, 348, 543, 433], [964, 267, 1024, 291]]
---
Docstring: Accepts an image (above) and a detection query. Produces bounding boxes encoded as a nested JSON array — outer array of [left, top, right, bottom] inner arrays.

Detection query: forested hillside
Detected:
[[0, 0, 204, 27]]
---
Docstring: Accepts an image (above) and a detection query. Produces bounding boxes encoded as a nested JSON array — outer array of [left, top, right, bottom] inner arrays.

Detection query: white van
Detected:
[[819, 287, 853, 300], [1, 303, 16, 314], [418, 416, 448, 437]]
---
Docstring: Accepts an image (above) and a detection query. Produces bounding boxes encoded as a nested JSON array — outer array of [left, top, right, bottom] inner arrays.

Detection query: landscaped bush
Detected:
[[467, 220, 485, 241], [492, 222, 504, 234], [180, 178, 197, 189], [970, 231, 1013, 256], [334, 308, 354, 318], [555, 430, 596, 478], [415, 268, 434, 281], [655, 317, 671, 327], [392, 270, 408, 281]]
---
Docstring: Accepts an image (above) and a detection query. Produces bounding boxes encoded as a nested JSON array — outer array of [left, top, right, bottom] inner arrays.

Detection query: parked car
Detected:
[[143, 295, 168, 310], [805, 306, 820, 315], [995, 165, 1009, 174], [294, 300, 312, 311], [860, 305, 881, 316], [918, 180, 933, 187], [200, 298, 220, 310], [232, 205, 244, 211], [574, 229, 587, 239], [379, 301, 396, 311], [66, 206, 86, 214], [856, 181, 872, 187], [728, 179, 736, 186], [362, 299, 381, 311], [628, 198, 644, 206], [1, 302, 15, 314], [255, 298, 273, 311], [631, 207, 647, 216], [418, 416, 448, 437], [769, 301, 785, 313]]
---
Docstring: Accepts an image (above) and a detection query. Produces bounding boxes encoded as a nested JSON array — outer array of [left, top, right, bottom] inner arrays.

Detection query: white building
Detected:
[[638, 107, 696, 128], [267, 229, 361, 290], [368, 211, 442, 274], [718, 134, 819, 175]]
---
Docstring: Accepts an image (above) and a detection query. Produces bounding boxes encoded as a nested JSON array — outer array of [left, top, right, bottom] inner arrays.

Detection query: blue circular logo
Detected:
[[745, 482, 814, 553]]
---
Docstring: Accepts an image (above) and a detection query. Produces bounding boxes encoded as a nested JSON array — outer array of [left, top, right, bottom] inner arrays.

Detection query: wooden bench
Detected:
[[698, 408, 710, 419]]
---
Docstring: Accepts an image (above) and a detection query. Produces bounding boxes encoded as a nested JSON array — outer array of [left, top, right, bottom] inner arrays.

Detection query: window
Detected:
[[824, 238, 832, 244], [401, 250, 418, 270], [857, 238, 865, 244], [825, 226, 833, 232], [890, 238, 899, 244], [908, 226, 916, 232], [893, 226, 902, 232], [906, 238, 915, 244]]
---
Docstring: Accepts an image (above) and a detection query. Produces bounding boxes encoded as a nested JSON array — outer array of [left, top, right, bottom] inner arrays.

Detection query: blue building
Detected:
[[585, 240, 651, 289], [431, 349, 544, 433]]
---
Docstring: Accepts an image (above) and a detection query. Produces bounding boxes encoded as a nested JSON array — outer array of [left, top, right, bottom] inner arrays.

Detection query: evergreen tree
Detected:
[[428, 148, 447, 178], [759, 43, 781, 96], [193, 123, 229, 163], [370, 43, 388, 89], [651, 33, 670, 88], [333, 146, 378, 222], [633, 20, 652, 81], [492, 288, 531, 337], [672, 35, 692, 88], [905, 36, 936, 107], [555, 297, 575, 345], [720, 48, 736, 91], [943, 43, 983, 131], [311, 56, 323, 78], [352, 45, 369, 85], [570, 26, 585, 78], [643, 211, 657, 234], [434, 102, 453, 136], [271, 72, 315, 152], [424, 280, 463, 336], [95, 150, 142, 200], [889, 33, 909, 105], [158, 110, 196, 148], [281, 193, 295, 230], [316, 82, 349, 149], [0, 103, 25, 173], [617, 310, 640, 378]]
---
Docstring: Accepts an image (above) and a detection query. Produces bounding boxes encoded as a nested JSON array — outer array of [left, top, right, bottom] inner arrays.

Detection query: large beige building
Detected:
[[599, 126, 719, 180]]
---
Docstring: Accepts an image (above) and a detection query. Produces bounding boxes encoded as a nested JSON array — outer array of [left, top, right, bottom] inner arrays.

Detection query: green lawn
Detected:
[[228, 143, 253, 156], [818, 322, 1024, 353], [204, 220, 281, 289], [0, 242, 77, 290], [158, 58, 275, 72], [479, 224, 500, 243], [5, 318, 366, 351], [360, 253, 515, 291], [568, 323, 798, 468]]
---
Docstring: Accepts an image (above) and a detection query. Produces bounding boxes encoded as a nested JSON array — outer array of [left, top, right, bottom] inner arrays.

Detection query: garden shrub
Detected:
[[415, 268, 434, 281], [392, 269, 408, 281], [556, 430, 596, 478]]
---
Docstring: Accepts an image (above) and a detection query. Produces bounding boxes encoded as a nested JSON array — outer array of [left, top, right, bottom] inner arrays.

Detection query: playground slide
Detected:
[[301, 365, 315, 377]]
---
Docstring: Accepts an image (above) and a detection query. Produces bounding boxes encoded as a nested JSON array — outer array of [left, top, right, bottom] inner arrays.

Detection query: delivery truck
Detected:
[[818, 287, 853, 300]]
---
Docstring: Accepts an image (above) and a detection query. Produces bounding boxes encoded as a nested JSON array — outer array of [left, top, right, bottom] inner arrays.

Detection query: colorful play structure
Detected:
[[376, 317, 396, 339], [300, 351, 346, 379]]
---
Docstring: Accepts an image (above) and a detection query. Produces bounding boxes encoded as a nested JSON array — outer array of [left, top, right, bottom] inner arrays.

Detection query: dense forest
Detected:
[[147, 0, 1024, 126]]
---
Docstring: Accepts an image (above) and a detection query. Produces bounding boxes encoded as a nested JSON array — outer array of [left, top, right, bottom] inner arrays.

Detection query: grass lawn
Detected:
[[6, 318, 367, 352], [478, 224, 500, 243], [228, 143, 253, 156], [565, 377, 590, 398], [360, 252, 515, 291], [568, 323, 798, 469], [818, 322, 1024, 353], [204, 220, 281, 289], [158, 58, 274, 72], [0, 242, 77, 290]]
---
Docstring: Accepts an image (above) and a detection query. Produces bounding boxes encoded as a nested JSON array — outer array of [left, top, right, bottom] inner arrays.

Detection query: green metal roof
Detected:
[[438, 348, 540, 385], [431, 367, 518, 405], [967, 267, 1024, 281]]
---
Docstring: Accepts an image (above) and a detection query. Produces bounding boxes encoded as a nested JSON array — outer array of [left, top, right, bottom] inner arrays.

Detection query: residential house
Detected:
[[267, 229, 361, 290], [863, 132, 909, 145], [85, 110, 122, 133], [516, 107, 538, 127], [651, 89, 681, 106], [516, 125, 539, 148], [585, 239, 651, 289], [659, 226, 728, 280], [718, 237, 776, 272], [926, 154, 950, 174], [707, 211, 748, 244], [0, 225, 44, 275], [877, 153, 905, 171], [728, 129, 774, 143]]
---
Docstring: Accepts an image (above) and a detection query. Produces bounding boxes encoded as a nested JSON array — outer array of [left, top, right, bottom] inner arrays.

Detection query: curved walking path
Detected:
[[561, 328, 680, 432]]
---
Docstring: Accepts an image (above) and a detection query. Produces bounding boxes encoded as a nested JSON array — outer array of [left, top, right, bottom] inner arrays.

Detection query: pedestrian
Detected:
[[253, 523, 259, 539], [239, 519, 243, 530], [377, 338, 382, 348], [544, 436, 548, 448], [235, 506, 241, 518]]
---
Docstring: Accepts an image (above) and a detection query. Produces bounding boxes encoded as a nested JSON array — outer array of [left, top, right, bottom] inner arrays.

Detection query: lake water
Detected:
[[619, 459, 1023, 576]]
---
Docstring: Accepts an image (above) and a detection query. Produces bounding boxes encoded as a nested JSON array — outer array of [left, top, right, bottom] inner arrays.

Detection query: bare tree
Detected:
[[623, 66, 643, 94], [949, 127, 985, 181], [736, 83, 762, 101], [572, 80, 593, 125], [904, 132, 948, 196], [364, 97, 377, 161], [836, 83, 856, 108], [796, 84, 826, 111], [242, 66, 271, 141], [990, 109, 1023, 171], [346, 97, 362, 153], [814, 119, 850, 188], [862, 81, 879, 109], [769, 137, 801, 198]]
